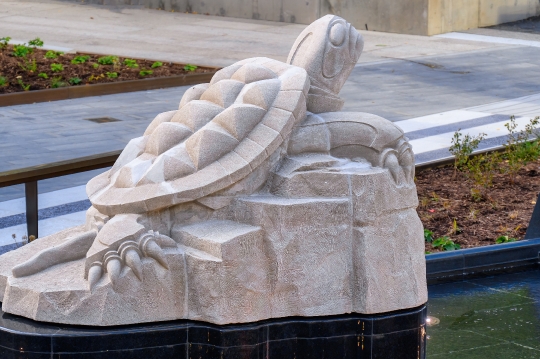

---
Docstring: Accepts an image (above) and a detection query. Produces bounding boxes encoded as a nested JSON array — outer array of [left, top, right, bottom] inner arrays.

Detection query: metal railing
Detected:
[[0, 144, 512, 240], [0, 150, 121, 238]]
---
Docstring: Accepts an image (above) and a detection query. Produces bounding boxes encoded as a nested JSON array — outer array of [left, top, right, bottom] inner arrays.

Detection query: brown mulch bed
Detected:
[[416, 160, 540, 253], [0, 45, 214, 94]]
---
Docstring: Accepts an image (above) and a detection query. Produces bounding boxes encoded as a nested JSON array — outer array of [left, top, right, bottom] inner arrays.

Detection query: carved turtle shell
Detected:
[[87, 58, 309, 216]]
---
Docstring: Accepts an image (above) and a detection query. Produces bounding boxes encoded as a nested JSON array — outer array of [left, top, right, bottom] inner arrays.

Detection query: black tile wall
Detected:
[[0, 305, 426, 359]]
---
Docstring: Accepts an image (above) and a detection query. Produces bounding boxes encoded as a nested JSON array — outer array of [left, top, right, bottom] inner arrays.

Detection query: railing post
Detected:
[[25, 181, 38, 239]]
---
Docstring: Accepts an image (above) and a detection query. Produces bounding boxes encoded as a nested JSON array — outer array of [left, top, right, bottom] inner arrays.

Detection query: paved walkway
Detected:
[[0, 0, 505, 67], [2, 1, 540, 249]]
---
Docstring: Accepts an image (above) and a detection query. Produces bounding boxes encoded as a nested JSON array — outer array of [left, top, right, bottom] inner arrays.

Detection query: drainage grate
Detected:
[[84, 117, 121, 124]]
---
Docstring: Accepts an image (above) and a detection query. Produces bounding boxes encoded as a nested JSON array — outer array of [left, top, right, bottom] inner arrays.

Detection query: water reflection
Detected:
[[427, 269, 540, 358]]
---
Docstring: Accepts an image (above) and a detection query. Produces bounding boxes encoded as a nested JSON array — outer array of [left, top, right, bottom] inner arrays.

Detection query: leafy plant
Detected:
[[92, 63, 99, 69], [106, 72, 118, 78], [424, 229, 434, 243], [71, 55, 90, 64], [151, 61, 162, 68], [449, 129, 486, 176], [69, 77, 82, 85], [97, 55, 118, 65], [44, 50, 63, 59], [467, 151, 502, 189], [139, 70, 153, 76], [432, 236, 461, 251], [183, 64, 197, 71], [19, 58, 37, 73], [28, 37, 44, 48], [495, 235, 516, 244], [0, 76, 7, 87], [38, 72, 48, 79], [50, 63, 64, 72], [12, 44, 31, 58], [0, 36, 11, 50], [123, 59, 138, 68], [503, 116, 540, 183], [50, 77, 66, 88], [16, 78, 30, 91]]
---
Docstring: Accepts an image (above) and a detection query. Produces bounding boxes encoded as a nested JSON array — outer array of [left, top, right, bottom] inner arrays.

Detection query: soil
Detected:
[[416, 160, 540, 253], [0, 45, 215, 94]]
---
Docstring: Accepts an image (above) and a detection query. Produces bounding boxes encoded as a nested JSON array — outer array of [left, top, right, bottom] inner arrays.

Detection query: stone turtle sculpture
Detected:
[[0, 15, 426, 326]]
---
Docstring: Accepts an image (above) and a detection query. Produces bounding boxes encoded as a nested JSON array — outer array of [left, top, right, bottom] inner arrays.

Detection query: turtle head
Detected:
[[287, 15, 364, 113]]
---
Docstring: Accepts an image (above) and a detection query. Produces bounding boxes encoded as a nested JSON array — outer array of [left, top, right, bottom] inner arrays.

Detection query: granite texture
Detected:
[[0, 15, 427, 326]]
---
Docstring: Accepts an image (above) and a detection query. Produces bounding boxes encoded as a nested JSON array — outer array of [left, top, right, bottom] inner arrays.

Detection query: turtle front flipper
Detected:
[[83, 214, 177, 291], [11, 230, 97, 278], [287, 111, 415, 186], [11, 206, 108, 278]]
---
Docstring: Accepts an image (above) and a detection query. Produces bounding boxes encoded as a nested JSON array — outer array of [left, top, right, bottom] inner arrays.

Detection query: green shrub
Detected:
[[50, 63, 64, 72], [71, 55, 91, 64], [123, 59, 138, 68], [44, 50, 63, 59], [97, 55, 118, 65]]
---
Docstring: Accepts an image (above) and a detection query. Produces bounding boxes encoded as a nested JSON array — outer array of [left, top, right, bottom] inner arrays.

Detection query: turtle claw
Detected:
[[120, 242, 143, 281], [86, 231, 175, 290], [87, 263, 103, 291], [140, 235, 169, 269], [383, 152, 406, 186]]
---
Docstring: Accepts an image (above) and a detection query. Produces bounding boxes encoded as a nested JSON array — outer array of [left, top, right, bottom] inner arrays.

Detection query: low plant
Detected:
[[44, 50, 63, 59], [69, 77, 82, 85], [87, 74, 105, 82], [16, 78, 30, 91], [0, 76, 8, 87], [495, 235, 516, 244], [38, 72, 48, 79], [139, 69, 153, 76], [503, 116, 540, 183], [449, 129, 486, 174], [50, 76, 66, 88], [12, 44, 31, 58], [19, 58, 37, 73], [432, 236, 461, 251], [0, 36, 11, 50], [92, 63, 100, 69], [124, 59, 138, 68], [50, 63, 64, 72], [424, 229, 434, 243], [71, 55, 90, 64], [450, 218, 461, 235], [151, 61, 162, 68], [97, 55, 118, 65], [466, 151, 502, 189], [183, 64, 197, 71], [106, 72, 118, 78], [28, 37, 44, 48]]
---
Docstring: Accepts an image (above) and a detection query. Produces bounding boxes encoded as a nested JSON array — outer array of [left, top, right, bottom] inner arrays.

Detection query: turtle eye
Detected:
[[329, 22, 346, 47]]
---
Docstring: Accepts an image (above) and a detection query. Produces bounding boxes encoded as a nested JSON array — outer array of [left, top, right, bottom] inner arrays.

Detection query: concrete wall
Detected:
[[428, 0, 540, 34], [66, 0, 540, 35]]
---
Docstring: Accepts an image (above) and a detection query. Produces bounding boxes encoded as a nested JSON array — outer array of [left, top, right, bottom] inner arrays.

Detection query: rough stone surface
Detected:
[[0, 15, 427, 326]]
